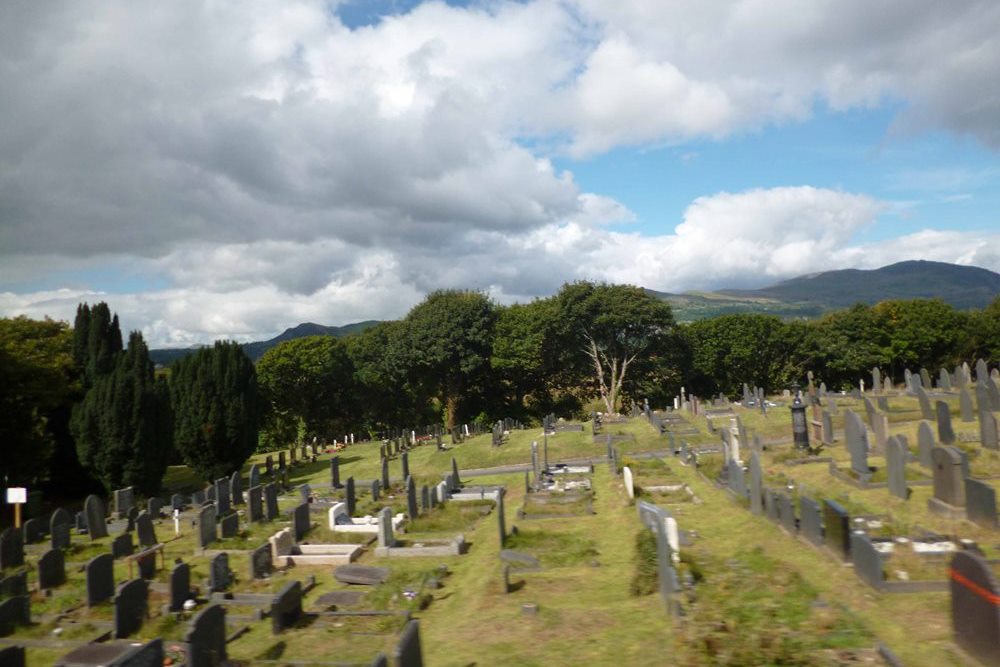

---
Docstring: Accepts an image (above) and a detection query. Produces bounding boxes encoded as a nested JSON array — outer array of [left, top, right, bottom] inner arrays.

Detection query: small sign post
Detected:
[[6, 487, 27, 528]]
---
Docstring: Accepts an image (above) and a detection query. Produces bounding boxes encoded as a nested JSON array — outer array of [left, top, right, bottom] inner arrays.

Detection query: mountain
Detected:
[[650, 260, 1000, 321], [150, 320, 379, 366]]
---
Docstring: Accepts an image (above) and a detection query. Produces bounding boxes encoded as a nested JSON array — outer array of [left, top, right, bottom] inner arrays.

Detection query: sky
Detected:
[[2, 0, 1000, 347]]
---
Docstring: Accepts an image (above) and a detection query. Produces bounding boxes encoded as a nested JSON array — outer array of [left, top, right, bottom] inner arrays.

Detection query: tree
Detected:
[[257, 335, 357, 444], [0, 317, 77, 486], [73, 302, 123, 387], [401, 290, 496, 429], [71, 330, 172, 495], [492, 300, 556, 418], [872, 299, 968, 374], [170, 341, 259, 481], [553, 282, 676, 414]]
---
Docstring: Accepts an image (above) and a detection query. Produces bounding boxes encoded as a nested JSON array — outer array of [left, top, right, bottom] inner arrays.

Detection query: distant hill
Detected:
[[649, 260, 1000, 321], [150, 320, 379, 366]]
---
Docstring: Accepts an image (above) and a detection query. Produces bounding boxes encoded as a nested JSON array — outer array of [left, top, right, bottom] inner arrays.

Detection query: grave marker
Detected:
[[270, 580, 303, 634], [135, 510, 157, 548], [346, 477, 356, 516], [930, 446, 967, 509], [965, 478, 998, 528], [37, 548, 65, 589], [886, 436, 908, 499], [230, 470, 243, 506], [84, 494, 109, 539], [330, 456, 341, 488], [250, 543, 273, 579], [822, 500, 851, 561], [198, 504, 217, 549], [220, 511, 239, 538], [406, 476, 418, 520], [936, 400, 955, 444], [264, 483, 279, 521], [292, 502, 310, 542], [209, 552, 231, 592], [799, 497, 823, 546], [86, 553, 115, 606], [248, 486, 263, 522], [170, 563, 190, 611], [113, 578, 147, 638], [749, 452, 763, 515], [186, 603, 227, 667], [917, 421, 935, 468], [0, 528, 24, 570], [949, 551, 1000, 665]]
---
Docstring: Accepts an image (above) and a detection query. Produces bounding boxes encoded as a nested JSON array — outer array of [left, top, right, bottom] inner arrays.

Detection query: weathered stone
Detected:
[[886, 436, 908, 500], [917, 421, 936, 468], [198, 504, 217, 549], [949, 551, 1000, 665], [980, 409, 999, 451], [799, 497, 823, 546], [394, 619, 424, 667], [292, 502, 310, 542], [850, 532, 884, 589], [381, 457, 390, 490], [0, 528, 24, 570], [345, 477, 356, 516], [209, 552, 231, 592], [960, 387, 975, 422], [111, 532, 134, 559], [135, 511, 157, 548], [844, 410, 869, 475], [936, 401, 956, 444], [220, 511, 239, 538], [170, 563, 190, 611], [186, 603, 227, 667], [249, 463, 260, 489], [248, 485, 263, 522], [500, 549, 540, 568], [264, 483, 279, 521], [915, 386, 934, 420], [330, 456, 341, 488], [822, 500, 851, 561], [0, 572, 27, 598], [749, 452, 763, 515], [931, 446, 967, 507], [50, 522, 71, 551], [249, 543, 272, 579], [0, 597, 30, 637], [86, 553, 115, 606], [231, 470, 243, 506], [377, 507, 395, 548], [214, 478, 231, 516], [37, 548, 65, 589], [84, 494, 109, 539], [113, 487, 134, 520], [113, 578, 147, 638], [334, 564, 390, 586], [965, 478, 998, 529], [270, 581, 303, 634]]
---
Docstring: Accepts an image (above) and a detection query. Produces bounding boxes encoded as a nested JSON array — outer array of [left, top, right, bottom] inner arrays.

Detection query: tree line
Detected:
[[2, 285, 999, 497]]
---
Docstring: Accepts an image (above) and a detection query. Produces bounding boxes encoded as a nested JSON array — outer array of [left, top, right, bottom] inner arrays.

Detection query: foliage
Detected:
[[73, 302, 122, 387], [0, 317, 77, 485], [491, 299, 557, 417], [257, 335, 357, 444], [71, 329, 172, 495], [170, 341, 259, 481], [629, 528, 659, 596]]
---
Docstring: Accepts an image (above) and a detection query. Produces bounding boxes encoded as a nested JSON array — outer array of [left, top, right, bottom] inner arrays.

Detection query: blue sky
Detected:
[[1, 0, 999, 345]]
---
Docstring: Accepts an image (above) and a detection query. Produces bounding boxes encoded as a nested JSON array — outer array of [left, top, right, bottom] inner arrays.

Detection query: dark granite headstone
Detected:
[[822, 500, 851, 560], [214, 478, 231, 516], [0, 528, 24, 570], [250, 543, 273, 579], [86, 553, 115, 606], [950, 551, 1000, 665], [292, 502, 310, 542], [171, 493, 185, 511], [406, 476, 418, 520], [421, 485, 430, 512], [370, 480, 380, 502], [169, 563, 190, 611], [886, 436, 908, 500], [37, 548, 65, 589], [113, 487, 134, 520], [330, 456, 341, 488], [198, 504, 217, 549], [965, 478, 998, 528], [186, 603, 227, 667], [345, 477, 356, 516], [850, 532, 883, 589], [270, 580, 303, 634], [135, 511, 157, 548], [249, 463, 260, 489], [111, 532, 134, 559], [401, 451, 410, 481], [50, 521, 71, 551], [209, 552, 231, 592], [278, 451, 286, 470], [777, 493, 796, 533], [113, 578, 147, 638], [936, 401, 956, 444], [0, 597, 30, 636], [220, 511, 239, 538], [381, 457, 390, 490], [394, 619, 424, 667], [84, 494, 109, 539], [248, 485, 263, 522], [0, 572, 27, 598], [21, 517, 46, 544], [496, 487, 507, 547], [844, 410, 869, 475], [0, 646, 24, 667], [799, 496, 823, 546], [452, 457, 461, 488], [231, 470, 243, 506], [147, 497, 163, 518]]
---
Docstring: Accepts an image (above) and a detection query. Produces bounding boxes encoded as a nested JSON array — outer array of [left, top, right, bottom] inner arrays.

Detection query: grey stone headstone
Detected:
[[862, 397, 876, 426], [299, 483, 312, 504], [799, 497, 823, 546], [394, 619, 424, 667], [249, 543, 272, 579], [147, 497, 163, 518], [37, 548, 66, 589], [214, 478, 231, 516], [939, 367, 952, 391], [822, 500, 851, 561], [844, 410, 869, 475], [976, 358, 990, 383], [777, 492, 796, 533], [198, 504, 217, 549], [421, 485, 430, 512], [220, 512, 239, 538], [980, 409, 1000, 451], [169, 563, 190, 611], [209, 552, 231, 592], [936, 401, 955, 444], [264, 483, 279, 521], [931, 446, 966, 506], [50, 507, 71, 534], [21, 517, 46, 544], [877, 396, 889, 412], [965, 478, 998, 528], [871, 412, 889, 451], [113, 578, 147, 638], [381, 457, 390, 490], [231, 470, 243, 506], [822, 411, 834, 444], [886, 436, 908, 500], [186, 603, 228, 667], [430, 485, 439, 508], [334, 564, 390, 586], [883, 376, 892, 394], [872, 367, 881, 393], [171, 493, 185, 511], [135, 510, 157, 548], [345, 477, 356, 516], [84, 494, 109, 539], [915, 385, 933, 420], [749, 452, 763, 515], [113, 487, 134, 520], [270, 580, 303, 634], [86, 553, 115, 606], [370, 479, 381, 502], [0, 527, 24, 570], [452, 457, 461, 488], [401, 451, 410, 481], [917, 421, 935, 468], [850, 532, 883, 589], [377, 507, 395, 548], [248, 486, 263, 522], [111, 532, 134, 559], [728, 460, 746, 499], [920, 368, 933, 392], [406, 476, 418, 520], [50, 522, 71, 551], [0, 597, 30, 637], [249, 463, 260, 489], [292, 502, 310, 542], [949, 551, 1000, 665], [330, 456, 341, 488], [960, 387, 975, 422]]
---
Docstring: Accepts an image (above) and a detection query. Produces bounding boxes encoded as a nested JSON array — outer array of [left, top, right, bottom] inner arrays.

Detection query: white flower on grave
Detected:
[[183, 599, 197, 611]]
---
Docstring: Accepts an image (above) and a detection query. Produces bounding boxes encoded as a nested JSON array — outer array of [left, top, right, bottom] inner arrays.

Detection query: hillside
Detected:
[[150, 320, 379, 366], [651, 260, 1000, 321]]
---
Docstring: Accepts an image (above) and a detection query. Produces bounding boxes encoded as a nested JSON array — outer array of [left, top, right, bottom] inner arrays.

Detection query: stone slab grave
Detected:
[[334, 564, 391, 586], [849, 532, 949, 594], [55, 639, 164, 667], [328, 501, 404, 535], [375, 506, 467, 557], [269, 527, 362, 566]]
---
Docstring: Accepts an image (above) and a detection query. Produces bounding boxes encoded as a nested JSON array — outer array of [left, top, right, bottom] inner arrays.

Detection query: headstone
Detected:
[[278, 451, 285, 470], [292, 502, 310, 542], [248, 486, 263, 522], [965, 479, 998, 528], [394, 619, 424, 667], [822, 500, 851, 561], [430, 485, 439, 508], [171, 493, 185, 511], [451, 457, 461, 488], [111, 532, 134, 559], [250, 543, 273, 579], [917, 421, 935, 468], [270, 580, 303, 634], [871, 412, 889, 451], [920, 368, 933, 392], [21, 517, 46, 545], [135, 511, 157, 548], [113, 578, 148, 638], [209, 552, 231, 592], [850, 533, 883, 589], [496, 487, 507, 547], [822, 411, 834, 444], [799, 496, 823, 546], [936, 401, 956, 444], [949, 551, 1000, 665], [334, 564, 391, 586], [299, 483, 312, 504], [231, 470, 243, 506], [0, 597, 30, 637], [220, 512, 239, 538], [86, 553, 115, 606], [377, 507, 395, 548], [777, 492, 796, 533], [37, 548, 66, 589], [980, 409, 1000, 451], [0, 571, 26, 598], [872, 367, 881, 393], [915, 386, 933, 420], [169, 563, 190, 611], [877, 396, 889, 412], [249, 463, 260, 489], [931, 446, 966, 507], [330, 456, 341, 488], [405, 476, 419, 520], [370, 480, 381, 502], [844, 410, 869, 475], [50, 521, 71, 551], [749, 452, 763, 515], [381, 457, 390, 490], [214, 478, 231, 516], [939, 367, 952, 391], [622, 466, 634, 499], [0, 528, 24, 570], [0, 647, 24, 667], [84, 494, 109, 539], [186, 604, 227, 667], [265, 455, 273, 476], [960, 387, 975, 422], [401, 451, 410, 481], [345, 477, 356, 516], [886, 436, 908, 500], [264, 483, 279, 521], [198, 504, 217, 549], [421, 485, 430, 512], [113, 487, 134, 520]]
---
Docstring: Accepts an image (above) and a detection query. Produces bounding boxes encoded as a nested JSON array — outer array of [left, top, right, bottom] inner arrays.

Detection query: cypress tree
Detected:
[[170, 341, 259, 481], [73, 302, 123, 387]]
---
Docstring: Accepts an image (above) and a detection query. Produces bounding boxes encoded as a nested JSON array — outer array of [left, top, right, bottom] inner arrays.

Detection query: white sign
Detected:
[[5, 487, 27, 504]]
